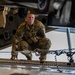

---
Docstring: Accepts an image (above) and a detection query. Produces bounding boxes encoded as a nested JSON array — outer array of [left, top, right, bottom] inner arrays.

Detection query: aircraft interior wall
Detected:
[[0, 8, 24, 49]]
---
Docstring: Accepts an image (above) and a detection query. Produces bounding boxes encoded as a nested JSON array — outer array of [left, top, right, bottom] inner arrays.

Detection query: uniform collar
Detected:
[[25, 21, 35, 31]]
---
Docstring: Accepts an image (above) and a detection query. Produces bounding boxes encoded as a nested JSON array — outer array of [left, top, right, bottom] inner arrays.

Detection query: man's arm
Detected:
[[11, 22, 25, 59], [37, 21, 46, 38]]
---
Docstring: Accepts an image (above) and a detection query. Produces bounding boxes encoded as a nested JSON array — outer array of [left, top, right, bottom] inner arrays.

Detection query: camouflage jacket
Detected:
[[13, 20, 46, 44]]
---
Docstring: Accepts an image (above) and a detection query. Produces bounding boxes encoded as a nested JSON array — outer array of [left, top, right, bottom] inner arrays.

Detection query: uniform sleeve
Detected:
[[14, 23, 25, 44], [11, 22, 25, 58], [37, 21, 46, 38]]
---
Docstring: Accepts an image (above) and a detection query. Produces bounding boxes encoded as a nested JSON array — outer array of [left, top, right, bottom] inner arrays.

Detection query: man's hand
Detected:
[[27, 37, 39, 43], [11, 55, 17, 60], [21, 50, 31, 54]]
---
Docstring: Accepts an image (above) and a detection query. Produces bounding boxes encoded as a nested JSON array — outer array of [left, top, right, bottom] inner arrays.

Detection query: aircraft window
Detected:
[[9, 15, 13, 22], [12, 29, 16, 35], [3, 31, 11, 41]]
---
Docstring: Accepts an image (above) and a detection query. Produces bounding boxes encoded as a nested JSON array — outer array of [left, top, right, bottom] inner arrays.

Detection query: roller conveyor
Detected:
[[0, 58, 75, 67]]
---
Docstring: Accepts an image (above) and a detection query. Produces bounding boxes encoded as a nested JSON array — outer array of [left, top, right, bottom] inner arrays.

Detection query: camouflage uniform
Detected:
[[11, 20, 51, 61]]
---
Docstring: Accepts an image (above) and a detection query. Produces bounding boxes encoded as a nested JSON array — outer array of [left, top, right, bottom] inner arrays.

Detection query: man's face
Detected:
[[26, 14, 35, 25]]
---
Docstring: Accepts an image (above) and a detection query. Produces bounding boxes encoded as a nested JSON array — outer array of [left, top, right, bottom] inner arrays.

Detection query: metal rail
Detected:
[[0, 48, 75, 55]]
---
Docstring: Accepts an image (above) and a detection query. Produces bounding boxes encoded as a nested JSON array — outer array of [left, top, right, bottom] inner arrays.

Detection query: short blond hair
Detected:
[[26, 10, 35, 15]]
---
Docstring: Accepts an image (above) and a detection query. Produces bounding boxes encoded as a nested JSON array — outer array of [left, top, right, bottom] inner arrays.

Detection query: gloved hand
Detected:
[[34, 48, 40, 52], [21, 50, 31, 54], [11, 55, 17, 60], [27, 37, 39, 43]]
